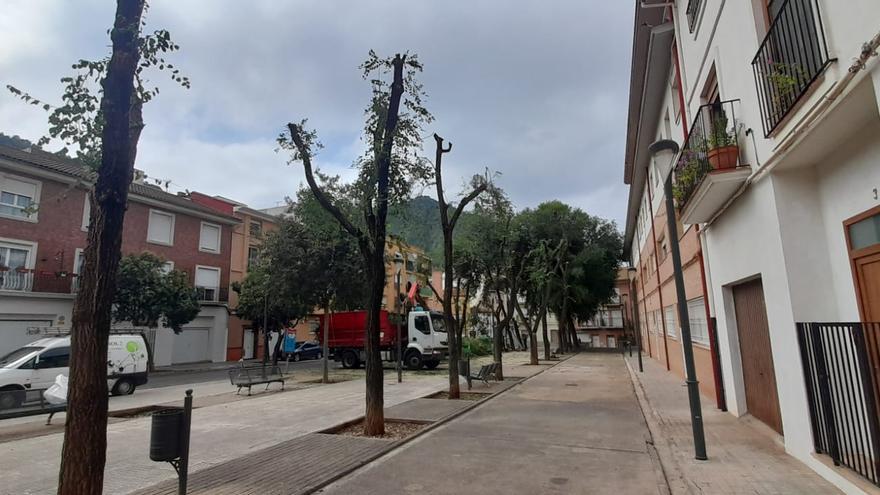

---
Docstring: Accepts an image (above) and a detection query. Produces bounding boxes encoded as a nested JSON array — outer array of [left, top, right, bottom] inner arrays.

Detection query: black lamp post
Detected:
[[393, 252, 404, 383], [627, 266, 644, 373], [649, 139, 708, 461]]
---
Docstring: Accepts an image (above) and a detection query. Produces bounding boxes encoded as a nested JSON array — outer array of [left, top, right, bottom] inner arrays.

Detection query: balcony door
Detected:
[[846, 206, 880, 322]]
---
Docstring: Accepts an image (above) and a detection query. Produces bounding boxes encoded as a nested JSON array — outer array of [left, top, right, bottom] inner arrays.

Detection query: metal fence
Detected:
[[797, 322, 880, 486], [751, 0, 831, 136]]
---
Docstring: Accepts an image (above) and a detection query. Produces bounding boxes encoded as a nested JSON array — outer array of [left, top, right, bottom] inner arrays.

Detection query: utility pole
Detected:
[[650, 139, 707, 461]]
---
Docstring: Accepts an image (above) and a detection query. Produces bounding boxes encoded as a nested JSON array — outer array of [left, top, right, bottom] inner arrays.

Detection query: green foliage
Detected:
[[707, 114, 735, 149], [237, 199, 369, 331], [6, 3, 189, 168], [113, 253, 199, 333], [673, 150, 702, 205], [462, 336, 492, 357], [767, 62, 806, 108]]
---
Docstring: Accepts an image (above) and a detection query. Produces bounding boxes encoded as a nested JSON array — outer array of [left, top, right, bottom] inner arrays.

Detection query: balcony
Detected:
[[751, 0, 831, 137], [673, 99, 751, 225], [685, 0, 703, 33], [0, 270, 75, 294], [196, 286, 229, 303]]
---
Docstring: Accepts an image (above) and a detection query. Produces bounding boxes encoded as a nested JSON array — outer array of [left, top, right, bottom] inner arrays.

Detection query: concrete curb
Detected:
[[624, 355, 691, 495], [307, 354, 575, 494]]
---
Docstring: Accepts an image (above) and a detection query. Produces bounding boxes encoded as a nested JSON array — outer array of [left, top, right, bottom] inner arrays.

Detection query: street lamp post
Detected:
[[393, 253, 404, 383], [649, 139, 708, 461]]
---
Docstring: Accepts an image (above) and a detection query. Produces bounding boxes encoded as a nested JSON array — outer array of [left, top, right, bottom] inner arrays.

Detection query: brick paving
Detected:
[[131, 433, 391, 495], [625, 354, 842, 494]]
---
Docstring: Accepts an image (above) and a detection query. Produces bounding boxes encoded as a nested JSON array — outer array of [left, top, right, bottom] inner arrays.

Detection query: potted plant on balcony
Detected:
[[672, 150, 702, 208], [706, 113, 738, 170]]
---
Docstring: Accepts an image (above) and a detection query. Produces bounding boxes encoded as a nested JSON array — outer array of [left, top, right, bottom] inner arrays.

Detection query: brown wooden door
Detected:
[[855, 252, 880, 322], [733, 278, 784, 434]]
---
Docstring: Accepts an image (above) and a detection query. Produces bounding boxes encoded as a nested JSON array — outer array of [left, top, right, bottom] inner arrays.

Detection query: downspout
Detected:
[[696, 225, 727, 411], [646, 177, 671, 370]]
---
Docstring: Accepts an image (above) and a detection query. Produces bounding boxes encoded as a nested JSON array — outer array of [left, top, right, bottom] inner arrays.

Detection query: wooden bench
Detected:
[[228, 364, 287, 396]]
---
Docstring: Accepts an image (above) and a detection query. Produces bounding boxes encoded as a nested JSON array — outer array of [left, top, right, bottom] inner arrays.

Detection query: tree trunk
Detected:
[[272, 328, 284, 365], [363, 250, 386, 435], [529, 330, 539, 365], [542, 311, 550, 361], [568, 316, 580, 349], [492, 297, 503, 380], [58, 2, 144, 493]]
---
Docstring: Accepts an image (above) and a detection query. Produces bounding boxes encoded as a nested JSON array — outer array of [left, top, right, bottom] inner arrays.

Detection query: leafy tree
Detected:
[[5, 2, 190, 490], [281, 51, 432, 436], [113, 253, 199, 333]]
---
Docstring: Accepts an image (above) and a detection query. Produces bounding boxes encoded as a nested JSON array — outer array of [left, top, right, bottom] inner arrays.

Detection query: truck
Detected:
[[318, 309, 447, 370]]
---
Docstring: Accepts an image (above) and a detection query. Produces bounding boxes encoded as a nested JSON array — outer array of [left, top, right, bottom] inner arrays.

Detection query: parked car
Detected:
[[291, 341, 322, 361], [0, 333, 149, 410]]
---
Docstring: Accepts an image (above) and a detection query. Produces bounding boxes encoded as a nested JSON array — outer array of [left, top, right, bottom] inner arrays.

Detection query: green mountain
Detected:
[[388, 195, 444, 262]]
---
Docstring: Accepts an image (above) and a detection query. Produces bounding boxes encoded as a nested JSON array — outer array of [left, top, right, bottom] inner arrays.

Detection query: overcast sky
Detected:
[[1, 1, 634, 226]]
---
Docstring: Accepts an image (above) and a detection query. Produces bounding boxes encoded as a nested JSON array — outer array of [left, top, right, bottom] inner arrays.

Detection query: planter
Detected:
[[707, 145, 739, 170]]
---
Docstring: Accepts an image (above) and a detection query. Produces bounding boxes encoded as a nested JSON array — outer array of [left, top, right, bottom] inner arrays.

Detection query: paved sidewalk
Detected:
[[320, 353, 666, 494], [0, 374, 447, 495], [625, 354, 841, 494]]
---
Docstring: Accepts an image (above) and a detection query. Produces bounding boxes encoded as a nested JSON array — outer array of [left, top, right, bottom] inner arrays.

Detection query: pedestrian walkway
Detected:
[[625, 354, 841, 494], [320, 353, 666, 494], [0, 374, 447, 495]]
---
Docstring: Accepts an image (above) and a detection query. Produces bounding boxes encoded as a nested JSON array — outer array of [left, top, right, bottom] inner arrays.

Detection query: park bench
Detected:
[[459, 361, 498, 389], [228, 363, 287, 396]]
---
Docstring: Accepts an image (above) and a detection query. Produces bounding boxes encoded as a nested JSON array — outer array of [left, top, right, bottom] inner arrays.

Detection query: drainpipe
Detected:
[[646, 176, 671, 370], [696, 224, 727, 411], [634, 222, 653, 359]]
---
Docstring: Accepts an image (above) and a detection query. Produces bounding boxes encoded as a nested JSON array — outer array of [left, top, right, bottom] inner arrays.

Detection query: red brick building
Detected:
[[0, 145, 239, 365]]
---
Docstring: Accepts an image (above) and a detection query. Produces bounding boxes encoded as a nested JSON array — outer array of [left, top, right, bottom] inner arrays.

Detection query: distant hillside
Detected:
[[388, 195, 444, 262], [0, 133, 34, 150]]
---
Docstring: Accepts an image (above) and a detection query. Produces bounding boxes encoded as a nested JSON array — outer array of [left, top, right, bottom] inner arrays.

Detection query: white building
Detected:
[[625, 1, 880, 492]]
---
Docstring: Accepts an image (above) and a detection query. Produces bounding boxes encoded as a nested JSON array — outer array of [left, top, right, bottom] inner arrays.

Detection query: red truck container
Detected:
[[317, 309, 447, 370]]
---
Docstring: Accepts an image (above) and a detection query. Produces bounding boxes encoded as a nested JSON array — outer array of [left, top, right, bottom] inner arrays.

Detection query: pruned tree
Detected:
[[6, 4, 190, 488], [430, 133, 488, 399], [280, 51, 432, 435]]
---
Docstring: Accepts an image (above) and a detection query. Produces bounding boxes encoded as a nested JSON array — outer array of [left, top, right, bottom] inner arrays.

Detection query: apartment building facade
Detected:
[[0, 145, 239, 366], [625, 1, 880, 491], [578, 267, 632, 349]]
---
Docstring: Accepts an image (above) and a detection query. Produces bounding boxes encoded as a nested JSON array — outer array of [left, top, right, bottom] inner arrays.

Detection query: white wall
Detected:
[[151, 306, 229, 367]]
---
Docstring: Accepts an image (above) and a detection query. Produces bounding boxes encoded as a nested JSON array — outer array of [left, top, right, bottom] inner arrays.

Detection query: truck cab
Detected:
[[404, 309, 448, 370]]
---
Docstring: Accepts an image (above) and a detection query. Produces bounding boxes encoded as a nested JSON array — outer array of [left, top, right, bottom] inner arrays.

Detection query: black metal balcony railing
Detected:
[[673, 99, 742, 208], [686, 0, 704, 33], [196, 286, 229, 303], [751, 0, 831, 137], [797, 322, 880, 487]]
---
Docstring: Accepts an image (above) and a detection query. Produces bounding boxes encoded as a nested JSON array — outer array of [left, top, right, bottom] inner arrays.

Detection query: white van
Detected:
[[0, 333, 149, 409]]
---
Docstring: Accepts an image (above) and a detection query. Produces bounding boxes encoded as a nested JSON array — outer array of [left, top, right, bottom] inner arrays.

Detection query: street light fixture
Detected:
[[393, 252, 404, 383], [649, 139, 708, 461]]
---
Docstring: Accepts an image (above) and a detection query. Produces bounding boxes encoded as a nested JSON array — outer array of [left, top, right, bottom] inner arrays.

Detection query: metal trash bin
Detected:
[[150, 408, 183, 461]]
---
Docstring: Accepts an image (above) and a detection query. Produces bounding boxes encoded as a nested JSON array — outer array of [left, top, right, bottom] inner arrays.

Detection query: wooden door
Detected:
[[846, 206, 880, 322], [733, 278, 784, 434], [855, 252, 880, 322]]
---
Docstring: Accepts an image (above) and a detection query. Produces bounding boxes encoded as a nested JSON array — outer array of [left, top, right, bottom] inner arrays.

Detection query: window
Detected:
[[664, 306, 677, 338], [81, 193, 91, 231], [406, 253, 416, 272], [670, 64, 682, 123], [848, 212, 880, 250], [199, 222, 221, 253], [161, 261, 174, 274], [655, 310, 663, 335], [0, 175, 38, 220], [414, 315, 431, 335], [687, 298, 710, 345], [147, 210, 175, 246], [249, 221, 262, 238], [0, 239, 35, 291], [36, 347, 70, 369], [247, 246, 260, 271], [195, 265, 221, 301]]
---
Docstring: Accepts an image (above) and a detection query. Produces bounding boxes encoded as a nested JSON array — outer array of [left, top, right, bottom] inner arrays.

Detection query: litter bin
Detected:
[[150, 408, 183, 461]]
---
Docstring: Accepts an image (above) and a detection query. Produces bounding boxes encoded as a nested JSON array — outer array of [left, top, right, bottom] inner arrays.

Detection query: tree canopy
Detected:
[[112, 252, 199, 333]]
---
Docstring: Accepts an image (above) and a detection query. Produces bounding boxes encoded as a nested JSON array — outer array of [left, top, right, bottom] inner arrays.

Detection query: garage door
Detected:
[[0, 320, 53, 357], [171, 327, 211, 364]]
